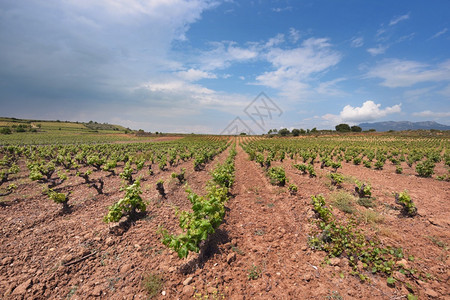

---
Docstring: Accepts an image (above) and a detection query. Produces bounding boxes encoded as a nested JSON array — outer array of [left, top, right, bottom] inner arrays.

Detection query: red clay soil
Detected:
[[0, 138, 449, 299]]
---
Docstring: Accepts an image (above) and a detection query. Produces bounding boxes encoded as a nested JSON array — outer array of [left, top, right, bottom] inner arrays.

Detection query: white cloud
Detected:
[[138, 79, 250, 113], [176, 68, 216, 81], [272, 7, 292, 13], [316, 78, 347, 96], [289, 28, 301, 43], [265, 34, 285, 48], [367, 59, 450, 88], [389, 13, 410, 26], [412, 111, 450, 118], [340, 100, 401, 122], [199, 41, 258, 70], [321, 113, 342, 124], [396, 33, 415, 43], [255, 38, 341, 99], [403, 86, 435, 102], [367, 44, 388, 56], [430, 28, 448, 40], [322, 101, 402, 124], [351, 37, 364, 48]]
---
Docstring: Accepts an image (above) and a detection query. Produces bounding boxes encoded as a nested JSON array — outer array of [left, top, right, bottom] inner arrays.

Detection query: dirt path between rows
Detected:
[[197, 140, 402, 299]]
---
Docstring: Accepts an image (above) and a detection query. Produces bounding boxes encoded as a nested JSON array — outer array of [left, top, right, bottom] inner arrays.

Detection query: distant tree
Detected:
[[279, 128, 290, 136], [15, 125, 26, 132], [272, 128, 278, 133], [268, 129, 273, 134], [306, 129, 310, 134], [335, 123, 351, 132], [299, 129, 306, 134], [368, 129, 376, 132], [351, 125, 362, 132], [240, 132, 247, 135], [291, 128, 301, 136], [311, 127, 318, 133]]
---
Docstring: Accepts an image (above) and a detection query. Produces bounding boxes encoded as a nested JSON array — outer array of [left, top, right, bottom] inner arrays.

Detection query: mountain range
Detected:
[[358, 121, 450, 132]]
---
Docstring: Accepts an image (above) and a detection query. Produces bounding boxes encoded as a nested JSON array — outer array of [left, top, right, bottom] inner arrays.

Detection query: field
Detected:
[[0, 132, 449, 299]]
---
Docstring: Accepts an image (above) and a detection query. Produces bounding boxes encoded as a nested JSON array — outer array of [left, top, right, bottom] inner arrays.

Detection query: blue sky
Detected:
[[1, 0, 449, 133]]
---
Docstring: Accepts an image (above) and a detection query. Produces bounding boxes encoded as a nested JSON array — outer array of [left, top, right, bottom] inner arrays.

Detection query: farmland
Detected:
[[0, 131, 449, 299]]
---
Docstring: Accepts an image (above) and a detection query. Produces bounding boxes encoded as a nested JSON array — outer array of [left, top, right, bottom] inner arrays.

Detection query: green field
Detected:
[[0, 117, 153, 145]]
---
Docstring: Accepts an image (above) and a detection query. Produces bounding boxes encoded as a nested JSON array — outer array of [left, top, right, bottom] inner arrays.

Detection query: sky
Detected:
[[1, 0, 449, 134]]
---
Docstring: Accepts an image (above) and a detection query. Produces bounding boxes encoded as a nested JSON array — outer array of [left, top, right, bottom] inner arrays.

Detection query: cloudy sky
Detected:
[[1, 0, 449, 133]]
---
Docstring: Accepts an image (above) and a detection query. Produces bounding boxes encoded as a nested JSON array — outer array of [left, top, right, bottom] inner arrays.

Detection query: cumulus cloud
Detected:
[[340, 100, 402, 122], [322, 100, 402, 124], [367, 59, 450, 88]]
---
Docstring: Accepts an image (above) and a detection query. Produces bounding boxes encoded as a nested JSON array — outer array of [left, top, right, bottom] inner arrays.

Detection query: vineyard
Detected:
[[0, 133, 449, 299]]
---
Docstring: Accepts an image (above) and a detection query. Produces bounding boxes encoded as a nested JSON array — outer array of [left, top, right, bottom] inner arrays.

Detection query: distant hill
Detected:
[[359, 121, 450, 132], [0, 117, 130, 133]]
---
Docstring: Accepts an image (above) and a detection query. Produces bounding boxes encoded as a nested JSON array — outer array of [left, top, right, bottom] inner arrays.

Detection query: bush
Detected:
[[415, 160, 435, 178], [353, 157, 362, 165], [288, 183, 298, 195], [363, 160, 372, 168], [267, 166, 287, 186], [374, 160, 384, 170], [171, 168, 186, 184], [293, 163, 308, 174], [329, 172, 344, 187], [156, 179, 165, 197], [0, 127, 12, 135], [355, 181, 371, 198], [48, 189, 70, 211], [104, 180, 146, 223], [395, 191, 417, 217]]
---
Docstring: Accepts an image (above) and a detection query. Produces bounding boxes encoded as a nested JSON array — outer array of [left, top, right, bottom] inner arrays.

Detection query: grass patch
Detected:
[[247, 264, 261, 280], [358, 209, 384, 225], [427, 235, 448, 250], [329, 191, 356, 214], [142, 273, 163, 298], [357, 197, 376, 208]]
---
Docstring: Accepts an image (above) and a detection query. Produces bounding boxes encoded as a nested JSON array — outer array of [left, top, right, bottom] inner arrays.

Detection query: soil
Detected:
[[0, 137, 449, 299]]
